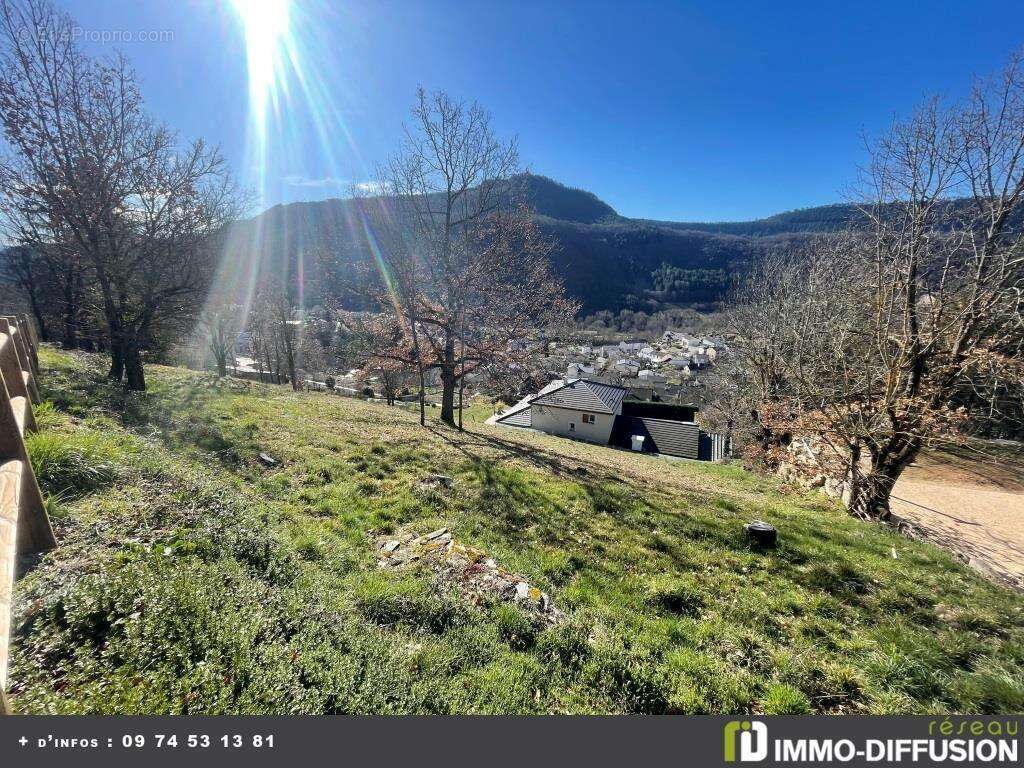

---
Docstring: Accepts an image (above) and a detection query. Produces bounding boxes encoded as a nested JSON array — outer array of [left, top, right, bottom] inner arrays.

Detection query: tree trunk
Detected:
[[27, 291, 48, 343], [439, 334, 457, 426], [216, 355, 227, 378], [263, 346, 274, 384], [61, 273, 76, 348], [287, 354, 298, 391], [108, 339, 125, 382], [845, 440, 918, 521], [457, 307, 466, 432], [124, 344, 146, 391], [458, 378, 464, 432], [846, 469, 899, 520], [407, 312, 426, 426], [63, 303, 76, 348], [440, 367, 456, 426]]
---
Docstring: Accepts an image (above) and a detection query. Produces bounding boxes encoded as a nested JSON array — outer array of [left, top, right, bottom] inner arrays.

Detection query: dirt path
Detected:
[[891, 446, 1024, 589]]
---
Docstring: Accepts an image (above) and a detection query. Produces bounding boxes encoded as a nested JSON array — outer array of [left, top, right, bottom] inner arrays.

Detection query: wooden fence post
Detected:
[[0, 320, 39, 405], [0, 320, 54, 715]]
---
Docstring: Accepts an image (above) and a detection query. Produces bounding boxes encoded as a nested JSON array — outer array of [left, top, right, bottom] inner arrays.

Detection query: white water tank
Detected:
[[631, 435, 645, 452]]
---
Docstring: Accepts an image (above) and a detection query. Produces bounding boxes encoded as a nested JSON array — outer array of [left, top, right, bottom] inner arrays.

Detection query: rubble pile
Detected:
[[377, 527, 564, 624]]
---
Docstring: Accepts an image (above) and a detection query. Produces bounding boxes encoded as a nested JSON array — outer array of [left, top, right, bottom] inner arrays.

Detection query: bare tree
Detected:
[[246, 299, 277, 384], [358, 90, 577, 427], [699, 357, 751, 457], [2, 245, 53, 341], [0, 0, 243, 390], [733, 53, 1024, 519], [250, 278, 300, 390], [366, 359, 411, 406], [198, 303, 239, 378]]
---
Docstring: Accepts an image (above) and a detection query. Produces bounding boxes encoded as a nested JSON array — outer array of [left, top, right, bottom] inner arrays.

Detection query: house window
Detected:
[[582, 413, 595, 424]]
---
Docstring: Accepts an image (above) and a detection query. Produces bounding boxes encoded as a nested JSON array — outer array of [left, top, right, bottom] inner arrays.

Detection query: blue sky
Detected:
[[58, 0, 1024, 221]]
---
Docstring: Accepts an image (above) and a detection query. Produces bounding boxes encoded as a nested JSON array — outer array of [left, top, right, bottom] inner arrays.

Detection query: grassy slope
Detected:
[[10, 347, 1024, 714]]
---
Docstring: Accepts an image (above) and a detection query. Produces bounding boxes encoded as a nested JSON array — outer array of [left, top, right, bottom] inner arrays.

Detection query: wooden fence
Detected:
[[0, 314, 55, 715]]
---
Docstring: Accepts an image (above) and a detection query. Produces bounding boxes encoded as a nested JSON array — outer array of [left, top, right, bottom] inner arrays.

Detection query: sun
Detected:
[[229, 0, 291, 124]]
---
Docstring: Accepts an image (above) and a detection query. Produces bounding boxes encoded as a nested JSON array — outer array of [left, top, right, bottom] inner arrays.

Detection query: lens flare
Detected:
[[231, 0, 290, 125], [206, 0, 298, 361], [201, 0, 398, 378]]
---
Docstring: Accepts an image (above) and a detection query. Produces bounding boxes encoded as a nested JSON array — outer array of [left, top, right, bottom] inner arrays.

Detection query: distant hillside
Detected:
[[519, 174, 617, 224], [640, 203, 867, 237], [222, 174, 858, 314]]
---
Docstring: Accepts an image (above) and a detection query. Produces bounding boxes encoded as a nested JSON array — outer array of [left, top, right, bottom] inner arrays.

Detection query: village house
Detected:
[[488, 379, 625, 444], [613, 359, 640, 376], [567, 362, 596, 379], [488, 379, 723, 461], [638, 369, 667, 383]]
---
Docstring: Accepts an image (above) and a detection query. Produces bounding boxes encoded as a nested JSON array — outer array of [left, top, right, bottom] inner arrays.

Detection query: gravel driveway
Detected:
[[891, 446, 1024, 589]]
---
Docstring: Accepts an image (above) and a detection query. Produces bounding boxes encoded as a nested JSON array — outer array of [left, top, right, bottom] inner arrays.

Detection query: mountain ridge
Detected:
[[225, 173, 855, 313]]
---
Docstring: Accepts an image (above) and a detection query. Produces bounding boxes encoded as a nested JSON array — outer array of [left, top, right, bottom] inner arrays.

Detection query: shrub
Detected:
[[25, 430, 121, 497], [645, 575, 704, 616], [494, 604, 538, 651], [353, 573, 470, 634], [762, 682, 813, 714]]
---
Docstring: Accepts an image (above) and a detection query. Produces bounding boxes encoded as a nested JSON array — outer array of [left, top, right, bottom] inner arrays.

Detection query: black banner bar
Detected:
[[0, 715, 1021, 768]]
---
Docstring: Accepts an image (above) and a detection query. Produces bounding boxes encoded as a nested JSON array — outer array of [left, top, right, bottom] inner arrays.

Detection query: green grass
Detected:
[[9, 346, 1024, 714]]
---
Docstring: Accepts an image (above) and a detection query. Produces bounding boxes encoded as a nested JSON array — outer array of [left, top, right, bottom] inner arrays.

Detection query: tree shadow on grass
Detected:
[[424, 424, 621, 482]]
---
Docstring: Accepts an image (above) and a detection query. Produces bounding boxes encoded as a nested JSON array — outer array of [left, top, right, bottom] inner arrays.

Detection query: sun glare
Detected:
[[214, 0, 373, 352], [230, 0, 291, 130]]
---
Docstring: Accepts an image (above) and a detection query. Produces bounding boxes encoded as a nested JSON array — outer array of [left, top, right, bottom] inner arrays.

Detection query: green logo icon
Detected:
[[724, 720, 768, 762]]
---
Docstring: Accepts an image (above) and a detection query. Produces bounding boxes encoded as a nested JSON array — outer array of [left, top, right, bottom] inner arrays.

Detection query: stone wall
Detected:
[[769, 434, 861, 504]]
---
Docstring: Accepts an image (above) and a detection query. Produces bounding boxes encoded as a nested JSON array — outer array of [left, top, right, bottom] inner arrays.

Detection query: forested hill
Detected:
[[640, 203, 867, 237], [224, 174, 853, 314]]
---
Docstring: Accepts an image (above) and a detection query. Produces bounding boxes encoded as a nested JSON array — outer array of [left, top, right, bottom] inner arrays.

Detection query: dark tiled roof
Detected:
[[532, 379, 627, 415], [496, 407, 532, 427]]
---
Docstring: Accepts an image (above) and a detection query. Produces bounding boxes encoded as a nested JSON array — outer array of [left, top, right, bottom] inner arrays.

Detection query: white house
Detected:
[[489, 379, 627, 445], [613, 359, 640, 376], [637, 369, 667, 383], [567, 362, 596, 379], [489, 379, 715, 461]]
